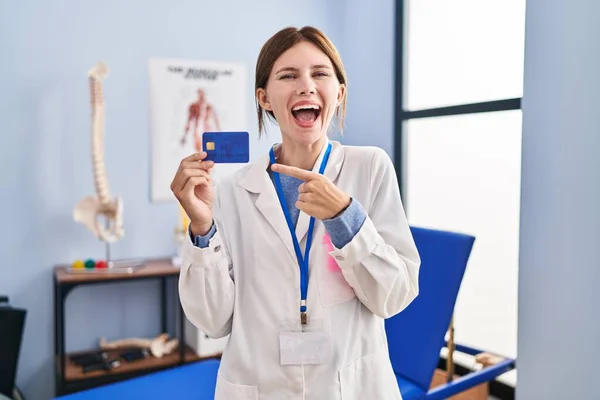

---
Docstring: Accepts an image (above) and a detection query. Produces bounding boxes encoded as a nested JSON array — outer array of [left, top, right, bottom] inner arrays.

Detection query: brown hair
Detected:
[[255, 26, 347, 136]]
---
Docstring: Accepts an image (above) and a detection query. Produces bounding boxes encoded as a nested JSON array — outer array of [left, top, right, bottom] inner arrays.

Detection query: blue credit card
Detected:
[[202, 131, 250, 163]]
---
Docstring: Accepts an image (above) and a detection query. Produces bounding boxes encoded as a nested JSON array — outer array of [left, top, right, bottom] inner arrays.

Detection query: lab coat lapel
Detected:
[[294, 140, 345, 245], [238, 141, 345, 260], [238, 154, 298, 263]]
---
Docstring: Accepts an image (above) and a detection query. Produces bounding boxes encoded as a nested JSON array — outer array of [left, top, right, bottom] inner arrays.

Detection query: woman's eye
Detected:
[[315, 71, 329, 77], [280, 74, 294, 80]]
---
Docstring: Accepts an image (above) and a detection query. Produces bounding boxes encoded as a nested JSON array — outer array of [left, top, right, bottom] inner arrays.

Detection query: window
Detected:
[[405, 0, 526, 110], [395, 0, 526, 389]]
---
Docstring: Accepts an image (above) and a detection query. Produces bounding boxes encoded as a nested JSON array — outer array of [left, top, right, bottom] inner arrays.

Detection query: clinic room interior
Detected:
[[1, 1, 598, 400]]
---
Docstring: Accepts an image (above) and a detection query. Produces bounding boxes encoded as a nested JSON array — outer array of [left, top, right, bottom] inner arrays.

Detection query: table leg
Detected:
[[53, 279, 60, 395], [60, 287, 66, 395], [54, 282, 66, 396], [161, 277, 167, 334]]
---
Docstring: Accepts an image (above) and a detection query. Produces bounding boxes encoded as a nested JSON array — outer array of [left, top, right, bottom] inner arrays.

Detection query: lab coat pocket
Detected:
[[215, 374, 258, 400], [318, 233, 356, 307], [339, 349, 401, 400]]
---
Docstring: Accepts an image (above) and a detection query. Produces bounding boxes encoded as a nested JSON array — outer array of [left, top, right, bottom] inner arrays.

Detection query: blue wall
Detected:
[[517, 0, 600, 398], [335, 0, 396, 154], [0, 1, 395, 398]]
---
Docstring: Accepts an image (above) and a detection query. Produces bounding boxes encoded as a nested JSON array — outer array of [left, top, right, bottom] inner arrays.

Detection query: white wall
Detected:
[[517, 0, 600, 398]]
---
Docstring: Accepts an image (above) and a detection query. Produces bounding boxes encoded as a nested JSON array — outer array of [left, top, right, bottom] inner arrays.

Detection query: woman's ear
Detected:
[[256, 88, 272, 111], [336, 83, 346, 107]]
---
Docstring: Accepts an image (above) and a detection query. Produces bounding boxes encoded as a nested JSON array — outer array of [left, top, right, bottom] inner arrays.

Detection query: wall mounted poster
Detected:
[[148, 58, 247, 202]]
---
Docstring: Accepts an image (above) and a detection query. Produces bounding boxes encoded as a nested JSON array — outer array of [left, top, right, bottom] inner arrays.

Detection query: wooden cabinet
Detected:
[[53, 258, 210, 396]]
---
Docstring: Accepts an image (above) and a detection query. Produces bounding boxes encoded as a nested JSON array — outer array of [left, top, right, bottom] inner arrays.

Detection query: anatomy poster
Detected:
[[148, 58, 247, 202]]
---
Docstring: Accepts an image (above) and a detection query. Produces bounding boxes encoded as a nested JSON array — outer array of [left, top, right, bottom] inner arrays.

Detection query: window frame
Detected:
[[393, 0, 522, 206]]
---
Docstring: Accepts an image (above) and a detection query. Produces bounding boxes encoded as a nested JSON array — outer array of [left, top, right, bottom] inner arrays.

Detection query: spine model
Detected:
[[73, 62, 124, 243]]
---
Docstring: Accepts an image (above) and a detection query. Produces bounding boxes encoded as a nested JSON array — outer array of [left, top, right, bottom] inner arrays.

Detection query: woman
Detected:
[[171, 26, 420, 400]]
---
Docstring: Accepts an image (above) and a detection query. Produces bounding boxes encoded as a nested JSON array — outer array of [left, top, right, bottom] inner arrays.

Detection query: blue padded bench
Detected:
[[54, 359, 220, 400], [387, 226, 515, 399]]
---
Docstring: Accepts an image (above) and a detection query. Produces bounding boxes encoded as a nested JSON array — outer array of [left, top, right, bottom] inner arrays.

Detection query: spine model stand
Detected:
[[73, 62, 124, 257]]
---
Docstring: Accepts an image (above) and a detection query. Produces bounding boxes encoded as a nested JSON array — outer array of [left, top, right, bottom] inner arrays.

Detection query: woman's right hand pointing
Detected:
[[170, 152, 215, 236]]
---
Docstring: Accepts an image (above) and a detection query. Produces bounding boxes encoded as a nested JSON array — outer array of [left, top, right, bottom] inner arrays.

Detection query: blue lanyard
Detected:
[[269, 142, 332, 325]]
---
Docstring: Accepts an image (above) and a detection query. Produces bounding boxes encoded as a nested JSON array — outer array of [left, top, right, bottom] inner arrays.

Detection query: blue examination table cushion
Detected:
[[396, 375, 427, 400], [55, 360, 220, 400]]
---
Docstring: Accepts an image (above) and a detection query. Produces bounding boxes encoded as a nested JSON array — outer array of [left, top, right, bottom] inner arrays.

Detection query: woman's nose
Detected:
[[296, 76, 316, 95]]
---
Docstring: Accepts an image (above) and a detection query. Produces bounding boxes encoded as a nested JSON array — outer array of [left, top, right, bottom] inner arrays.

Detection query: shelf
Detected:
[[53, 257, 196, 396], [59, 345, 203, 382], [54, 258, 179, 285]]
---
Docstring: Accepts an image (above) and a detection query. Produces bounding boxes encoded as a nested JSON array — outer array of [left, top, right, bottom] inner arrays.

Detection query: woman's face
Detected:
[[257, 41, 345, 145]]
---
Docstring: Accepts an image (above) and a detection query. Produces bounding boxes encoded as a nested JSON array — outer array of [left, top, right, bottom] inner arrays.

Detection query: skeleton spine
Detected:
[[89, 77, 111, 206]]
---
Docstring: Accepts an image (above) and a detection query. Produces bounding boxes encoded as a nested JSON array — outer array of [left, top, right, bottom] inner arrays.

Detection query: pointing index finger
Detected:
[[271, 163, 317, 181]]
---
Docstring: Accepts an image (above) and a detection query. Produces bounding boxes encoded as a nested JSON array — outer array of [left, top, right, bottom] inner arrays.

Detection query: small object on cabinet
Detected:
[[119, 348, 149, 363], [82, 359, 121, 374], [65, 258, 145, 274], [99, 333, 179, 358], [70, 351, 108, 367]]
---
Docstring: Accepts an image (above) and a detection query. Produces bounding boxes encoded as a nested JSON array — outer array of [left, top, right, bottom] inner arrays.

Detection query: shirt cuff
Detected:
[[323, 198, 367, 249], [189, 222, 217, 248]]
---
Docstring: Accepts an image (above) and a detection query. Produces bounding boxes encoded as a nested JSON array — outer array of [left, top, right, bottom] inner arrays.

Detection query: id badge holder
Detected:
[[279, 318, 332, 365]]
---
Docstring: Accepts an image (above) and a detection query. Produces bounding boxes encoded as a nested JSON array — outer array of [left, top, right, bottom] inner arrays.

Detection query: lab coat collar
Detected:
[[238, 138, 345, 259]]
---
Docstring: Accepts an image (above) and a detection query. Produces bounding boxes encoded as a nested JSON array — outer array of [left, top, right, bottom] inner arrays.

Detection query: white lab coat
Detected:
[[179, 140, 420, 400]]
